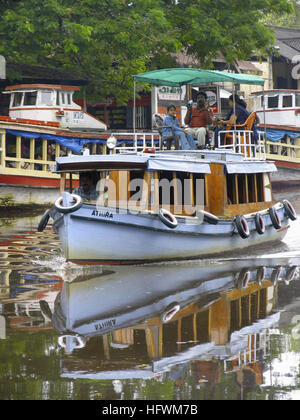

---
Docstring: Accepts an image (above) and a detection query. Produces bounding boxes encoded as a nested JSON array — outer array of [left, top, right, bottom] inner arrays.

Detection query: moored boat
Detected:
[[251, 89, 300, 187], [0, 83, 110, 206]]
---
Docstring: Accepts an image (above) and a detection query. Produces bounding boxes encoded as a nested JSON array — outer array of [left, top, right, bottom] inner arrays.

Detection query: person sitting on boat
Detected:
[[214, 94, 258, 148], [73, 172, 98, 201], [184, 92, 213, 148], [162, 105, 196, 150]]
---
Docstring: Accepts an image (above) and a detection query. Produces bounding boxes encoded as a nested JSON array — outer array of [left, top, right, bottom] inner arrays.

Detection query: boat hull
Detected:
[[270, 162, 300, 188], [53, 203, 290, 264]]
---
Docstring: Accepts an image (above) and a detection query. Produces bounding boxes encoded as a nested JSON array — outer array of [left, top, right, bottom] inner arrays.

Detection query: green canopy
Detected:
[[133, 68, 265, 86]]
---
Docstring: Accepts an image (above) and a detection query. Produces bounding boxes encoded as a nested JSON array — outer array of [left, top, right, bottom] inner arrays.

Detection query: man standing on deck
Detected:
[[184, 93, 212, 148]]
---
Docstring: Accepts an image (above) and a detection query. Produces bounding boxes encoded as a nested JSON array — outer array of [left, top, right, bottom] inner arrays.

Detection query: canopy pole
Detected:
[[232, 83, 236, 147], [133, 81, 136, 134], [262, 85, 267, 152]]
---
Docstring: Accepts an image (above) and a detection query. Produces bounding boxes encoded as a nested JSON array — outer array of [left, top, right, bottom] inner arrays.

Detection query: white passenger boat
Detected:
[[33, 68, 296, 264], [251, 89, 300, 186], [46, 147, 297, 264], [0, 83, 108, 206]]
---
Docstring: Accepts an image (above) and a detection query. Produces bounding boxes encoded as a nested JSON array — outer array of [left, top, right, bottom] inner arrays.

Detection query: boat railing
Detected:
[[256, 130, 300, 163], [111, 131, 161, 153], [217, 129, 266, 160], [0, 131, 78, 178]]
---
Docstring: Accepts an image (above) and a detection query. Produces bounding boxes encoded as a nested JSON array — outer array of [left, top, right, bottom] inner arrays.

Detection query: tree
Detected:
[[0, 0, 295, 103], [262, 0, 300, 27], [168, 0, 295, 65]]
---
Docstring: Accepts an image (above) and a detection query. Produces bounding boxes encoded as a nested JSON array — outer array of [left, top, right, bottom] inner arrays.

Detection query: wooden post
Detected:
[[60, 173, 66, 194], [294, 137, 300, 159], [0, 130, 5, 167], [30, 138, 35, 170], [42, 139, 47, 171], [16, 136, 21, 169]]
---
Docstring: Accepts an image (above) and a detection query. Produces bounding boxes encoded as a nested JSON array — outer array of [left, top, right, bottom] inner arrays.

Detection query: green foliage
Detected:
[[0, 0, 295, 103], [262, 0, 300, 27]]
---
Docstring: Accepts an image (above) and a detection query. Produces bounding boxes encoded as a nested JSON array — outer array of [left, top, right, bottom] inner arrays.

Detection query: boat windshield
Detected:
[[24, 91, 37, 106], [12, 92, 23, 107], [40, 91, 52, 106]]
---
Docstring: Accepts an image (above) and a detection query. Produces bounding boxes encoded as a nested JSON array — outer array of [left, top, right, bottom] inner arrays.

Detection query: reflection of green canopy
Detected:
[[133, 68, 265, 86]]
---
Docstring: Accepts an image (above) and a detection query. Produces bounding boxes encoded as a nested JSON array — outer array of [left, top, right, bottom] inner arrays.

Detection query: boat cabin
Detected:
[[3, 84, 107, 131], [56, 150, 277, 218], [251, 89, 300, 128]]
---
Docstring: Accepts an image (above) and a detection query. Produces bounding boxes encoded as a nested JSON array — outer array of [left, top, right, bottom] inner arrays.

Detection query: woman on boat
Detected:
[[214, 94, 258, 147], [162, 105, 196, 150]]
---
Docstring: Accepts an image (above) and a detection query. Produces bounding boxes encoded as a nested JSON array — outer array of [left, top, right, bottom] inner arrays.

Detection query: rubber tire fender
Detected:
[[37, 209, 51, 232], [197, 210, 219, 225], [255, 213, 265, 235], [234, 214, 250, 239], [269, 206, 281, 230], [282, 199, 297, 221], [158, 208, 178, 229], [54, 194, 83, 214]]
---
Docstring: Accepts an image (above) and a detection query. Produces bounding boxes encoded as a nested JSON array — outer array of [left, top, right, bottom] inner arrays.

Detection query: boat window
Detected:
[[260, 95, 265, 108], [56, 92, 60, 106], [247, 174, 256, 203], [158, 170, 175, 207], [129, 170, 145, 202], [21, 138, 30, 159], [237, 174, 247, 204], [40, 91, 52, 106], [267, 95, 278, 109], [5, 133, 17, 168], [226, 173, 264, 204], [12, 92, 23, 107], [226, 174, 237, 204], [256, 173, 264, 202], [67, 93, 72, 105], [23, 91, 37, 106], [296, 94, 300, 107], [192, 173, 206, 207], [282, 95, 293, 108], [61, 93, 66, 104]]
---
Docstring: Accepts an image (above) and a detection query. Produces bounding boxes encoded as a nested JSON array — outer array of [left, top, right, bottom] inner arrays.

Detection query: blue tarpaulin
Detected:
[[5, 129, 160, 153], [258, 128, 300, 143], [6, 129, 107, 154]]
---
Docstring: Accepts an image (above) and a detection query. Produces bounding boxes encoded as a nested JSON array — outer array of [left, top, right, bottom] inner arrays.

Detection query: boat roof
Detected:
[[4, 84, 81, 92], [133, 68, 265, 87], [55, 150, 277, 174], [251, 89, 300, 95]]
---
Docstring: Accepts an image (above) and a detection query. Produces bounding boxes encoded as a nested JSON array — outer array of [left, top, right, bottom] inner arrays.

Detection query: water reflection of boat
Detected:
[[50, 260, 299, 379]]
